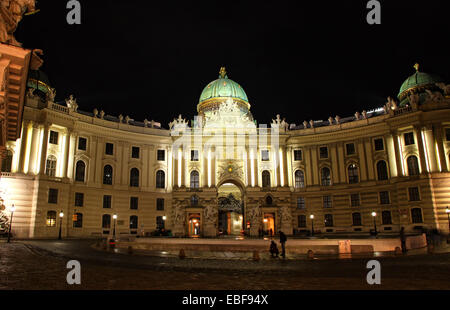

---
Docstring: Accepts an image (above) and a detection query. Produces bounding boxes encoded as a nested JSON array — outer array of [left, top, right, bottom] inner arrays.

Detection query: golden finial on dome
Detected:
[[414, 63, 420, 72], [219, 67, 227, 78]]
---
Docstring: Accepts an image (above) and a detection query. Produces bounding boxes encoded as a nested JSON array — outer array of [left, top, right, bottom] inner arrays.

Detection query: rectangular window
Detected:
[[103, 195, 112, 209], [350, 194, 360, 207], [74, 192, 84, 207], [49, 131, 59, 145], [191, 150, 199, 161], [130, 197, 139, 210], [73, 213, 83, 228], [156, 216, 165, 230], [156, 198, 164, 211], [261, 150, 270, 161], [46, 211, 57, 227], [323, 195, 332, 208], [404, 132, 415, 145], [446, 128, 450, 141], [382, 211, 392, 225], [105, 143, 114, 155], [408, 187, 420, 201], [298, 215, 306, 228], [157, 149, 165, 161], [346, 143, 356, 155], [374, 138, 384, 151], [379, 191, 390, 204], [131, 146, 140, 159], [293, 150, 302, 161], [48, 189, 58, 204], [319, 146, 328, 159], [78, 137, 87, 151], [324, 214, 334, 227], [296, 197, 305, 209]]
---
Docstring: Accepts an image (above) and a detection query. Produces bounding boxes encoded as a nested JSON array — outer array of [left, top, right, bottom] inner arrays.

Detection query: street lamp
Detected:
[[310, 214, 314, 236], [58, 211, 64, 240], [113, 214, 117, 239], [7, 204, 15, 243], [371, 211, 377, 235]]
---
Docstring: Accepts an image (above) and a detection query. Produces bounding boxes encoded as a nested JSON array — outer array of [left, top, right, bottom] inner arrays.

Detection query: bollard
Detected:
[[127, 246, 133, 255], [394, 247, 402, 255], [253, 250, 260, 261], [307, 250, 314, 259], [179, 249, 186, 259]]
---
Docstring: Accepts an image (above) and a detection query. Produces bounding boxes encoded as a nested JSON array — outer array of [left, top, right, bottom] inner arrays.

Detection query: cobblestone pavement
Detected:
[[1, 240, 450, 290]]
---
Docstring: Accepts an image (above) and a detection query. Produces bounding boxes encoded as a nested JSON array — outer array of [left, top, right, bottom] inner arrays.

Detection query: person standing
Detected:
[[400, 227, 407, 253], [279, 230, 287, 258]]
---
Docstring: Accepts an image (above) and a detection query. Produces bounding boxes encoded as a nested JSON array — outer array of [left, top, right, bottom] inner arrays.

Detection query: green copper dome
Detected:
[[397, 64, 443, 100], [199, 67, 248, 103]]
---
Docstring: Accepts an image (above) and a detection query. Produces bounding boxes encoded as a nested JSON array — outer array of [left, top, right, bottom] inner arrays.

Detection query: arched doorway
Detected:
[[217, 181, 244, 236]]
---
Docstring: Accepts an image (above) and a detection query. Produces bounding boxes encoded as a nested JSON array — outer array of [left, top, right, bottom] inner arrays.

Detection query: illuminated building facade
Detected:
[[1, 66, 450, 239]]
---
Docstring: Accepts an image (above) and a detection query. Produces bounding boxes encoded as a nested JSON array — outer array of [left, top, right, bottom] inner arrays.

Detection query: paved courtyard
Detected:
[[0, 240, 449, 290]]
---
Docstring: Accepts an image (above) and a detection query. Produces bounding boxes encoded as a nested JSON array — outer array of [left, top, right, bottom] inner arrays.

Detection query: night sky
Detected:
[[15, 0, 450, 128]]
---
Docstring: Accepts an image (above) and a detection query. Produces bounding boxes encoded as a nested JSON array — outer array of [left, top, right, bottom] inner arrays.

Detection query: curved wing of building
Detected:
[[1, 66, 449, 239]]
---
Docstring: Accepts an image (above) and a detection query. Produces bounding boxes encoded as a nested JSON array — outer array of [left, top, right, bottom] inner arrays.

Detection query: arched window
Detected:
[[46, 211, 57, 227], [294, 170, 305, 188], [102, 214, 111, 229], [75, 160, 86, 182], [411, 208, 423, 223], [190, 170, 199, 189], [352, 212, 362, 226], [130, 215, 138, 229], [265, 195, 273, 205], [348, 164, 359, 184], [73, 213, 83, 228], [376, 160, 388, 180], [1, 150, 12, 172], [321, 167, 331, 186], [130, 168, 139, 187], [156, 170, 165, 189], [407, 156, 420, 176], [262, 170, 271, 188], [45, 155, 57, 177], [103, 165, 113, 185], [191, 195, 199, 206]]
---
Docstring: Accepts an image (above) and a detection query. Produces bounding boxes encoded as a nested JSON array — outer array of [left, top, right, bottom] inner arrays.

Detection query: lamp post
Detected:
[[7, 204, 15, 243], [113, 214, 117, 239], [58, 211, 64, 240], [371, 211, 377, 235], [310, 214, 314, 236]]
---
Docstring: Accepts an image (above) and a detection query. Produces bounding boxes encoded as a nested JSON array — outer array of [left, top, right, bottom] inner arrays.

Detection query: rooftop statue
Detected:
[[0, 0, 38, 46]]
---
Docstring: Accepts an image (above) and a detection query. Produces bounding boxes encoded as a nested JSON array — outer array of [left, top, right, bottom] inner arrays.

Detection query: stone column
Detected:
[[414, 125, 428, 174], [18, 120, 31, 173], [330, 144, 339, 184], [142, 145, 149, 188], [180, 146, 185, 187], [67, 132, 76, 179], [62, 129, 71, 178], [88, 136, 97, 184], [304, 147, 313, 186], [357, 139, 368, 181], [385, 134, 398, 178], [211, 146, 216, 187], [286, 146, 293, 187], [337, 144, 346, 183], [281, 146, 288, 187], [94, 137, 103, 184], [423, 125, 438, 173], [28, 122, 40, 174], [38, 124, 49, 175], [434, 124, 448, 172], [391, 131, 403, 177], [364, 138, 375, 180], [167, 145, 173, 191]]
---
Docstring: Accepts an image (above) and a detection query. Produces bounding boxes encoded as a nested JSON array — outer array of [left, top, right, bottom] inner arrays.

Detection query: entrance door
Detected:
[[188, 214, 201, 237], [263, 213, 275, 236]]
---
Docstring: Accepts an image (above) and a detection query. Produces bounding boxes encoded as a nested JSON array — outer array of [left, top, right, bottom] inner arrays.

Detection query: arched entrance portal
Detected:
[[217, 181, 244, 236]]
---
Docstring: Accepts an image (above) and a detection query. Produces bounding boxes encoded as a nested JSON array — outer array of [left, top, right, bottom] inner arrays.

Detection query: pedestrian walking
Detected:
[[279, 230, 287, 258]]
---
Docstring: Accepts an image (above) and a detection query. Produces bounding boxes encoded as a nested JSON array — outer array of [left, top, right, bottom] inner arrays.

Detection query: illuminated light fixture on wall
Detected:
[[421, 130, 430, 173]]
